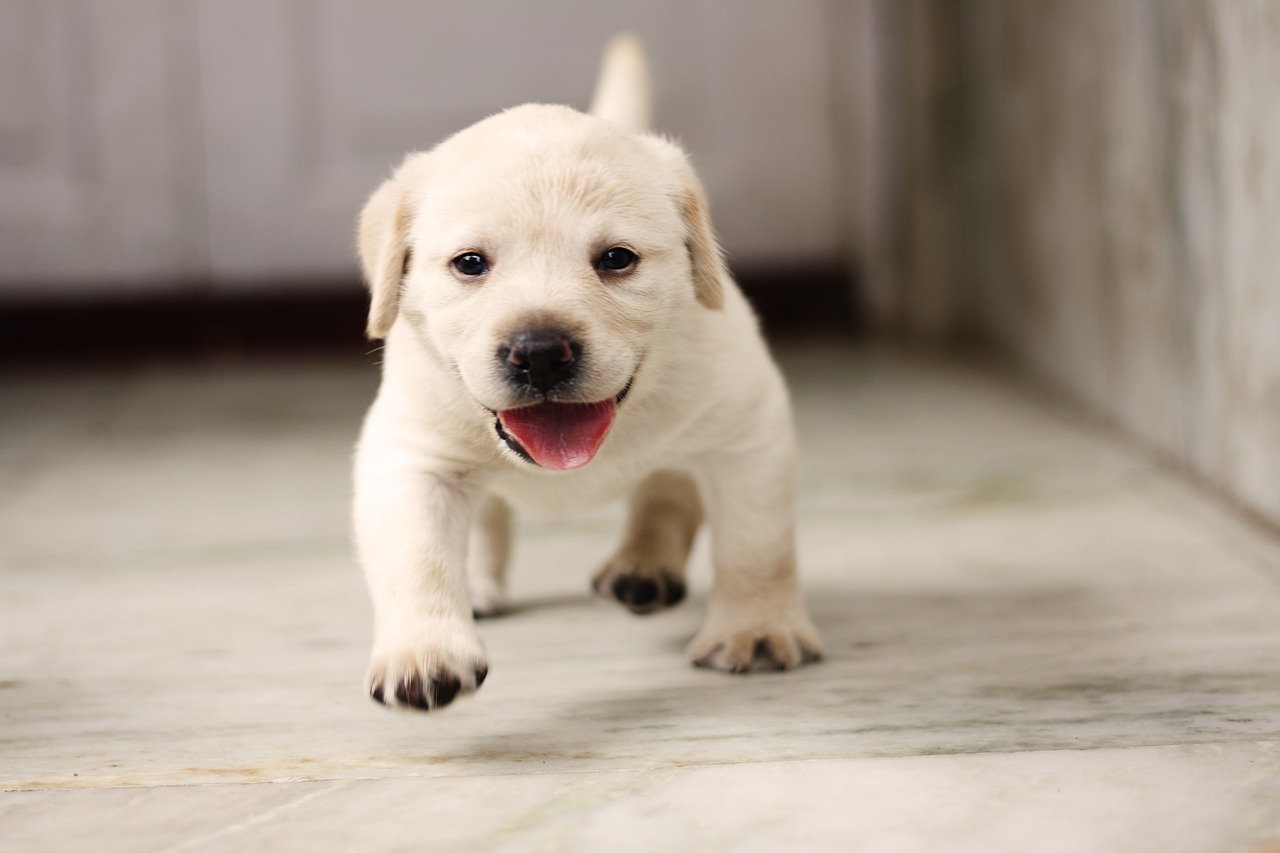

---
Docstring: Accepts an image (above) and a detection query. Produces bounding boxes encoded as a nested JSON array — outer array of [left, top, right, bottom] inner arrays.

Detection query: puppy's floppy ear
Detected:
[[643, 136, 727, 310], [678, 176, 726, 310], [357, 157, 422, 339]]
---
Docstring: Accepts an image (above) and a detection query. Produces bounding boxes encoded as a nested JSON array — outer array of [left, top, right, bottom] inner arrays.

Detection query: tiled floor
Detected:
[[2, 342, 1279, 852]]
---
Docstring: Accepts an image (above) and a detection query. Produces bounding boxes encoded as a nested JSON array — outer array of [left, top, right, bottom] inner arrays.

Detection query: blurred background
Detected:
[[2, 0, 1278, 527]]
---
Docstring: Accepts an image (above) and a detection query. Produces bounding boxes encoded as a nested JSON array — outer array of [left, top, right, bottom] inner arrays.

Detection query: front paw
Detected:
[[366, 623, 489, 712], [688, 609, 823, 673], [593, 556, 686, 615]]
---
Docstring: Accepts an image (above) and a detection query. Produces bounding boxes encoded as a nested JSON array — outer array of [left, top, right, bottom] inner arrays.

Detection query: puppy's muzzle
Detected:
[[502, 328, 582, 394]]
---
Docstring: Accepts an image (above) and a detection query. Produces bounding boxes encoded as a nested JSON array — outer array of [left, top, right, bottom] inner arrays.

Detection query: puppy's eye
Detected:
[[452, 252, 489, 277], [597, 247, 637, 273]]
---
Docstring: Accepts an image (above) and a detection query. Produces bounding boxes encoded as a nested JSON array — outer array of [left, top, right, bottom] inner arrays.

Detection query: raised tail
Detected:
[[589, 34, 652, 134]]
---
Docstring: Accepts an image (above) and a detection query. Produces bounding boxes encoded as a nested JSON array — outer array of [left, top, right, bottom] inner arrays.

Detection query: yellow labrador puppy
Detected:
[[354, 36, 822, 711]]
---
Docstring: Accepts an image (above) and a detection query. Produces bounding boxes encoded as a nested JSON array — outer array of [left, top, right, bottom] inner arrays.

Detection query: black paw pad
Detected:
[[612, 575, 658, 610], [389, 672, 464, 711], [429, 672, 461, 708], [606, 570, 686, 615], [475, 665, 489, 688], [394, 674, 428, 709]]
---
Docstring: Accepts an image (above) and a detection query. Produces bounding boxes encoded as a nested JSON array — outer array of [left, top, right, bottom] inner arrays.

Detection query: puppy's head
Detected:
[[357, 104, 726, 470]]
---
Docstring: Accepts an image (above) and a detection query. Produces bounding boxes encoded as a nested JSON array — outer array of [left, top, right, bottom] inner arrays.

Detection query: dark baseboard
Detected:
[[738, 264, 862, 337], [0, 265, 859, 365], [0, 287, 371, 365]]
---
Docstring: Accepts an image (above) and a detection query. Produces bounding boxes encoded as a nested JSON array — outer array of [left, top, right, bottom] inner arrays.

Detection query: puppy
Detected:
[[353, 36, 822, 711]]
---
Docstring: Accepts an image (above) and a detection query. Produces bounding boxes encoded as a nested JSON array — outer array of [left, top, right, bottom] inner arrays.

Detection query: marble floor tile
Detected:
[[2, 343, 1279, 851], [1, 744, 1278, 853]]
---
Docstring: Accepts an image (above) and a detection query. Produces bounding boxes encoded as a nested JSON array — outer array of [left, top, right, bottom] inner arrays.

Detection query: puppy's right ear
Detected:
[[356, 160, 419, 340]]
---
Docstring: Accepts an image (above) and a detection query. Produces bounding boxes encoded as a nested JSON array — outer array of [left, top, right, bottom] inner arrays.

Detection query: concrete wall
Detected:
[[896, 0, 1280, 525]]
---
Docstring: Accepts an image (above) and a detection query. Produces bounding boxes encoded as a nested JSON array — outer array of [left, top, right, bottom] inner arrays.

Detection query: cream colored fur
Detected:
[[353, 37, 822, 711]]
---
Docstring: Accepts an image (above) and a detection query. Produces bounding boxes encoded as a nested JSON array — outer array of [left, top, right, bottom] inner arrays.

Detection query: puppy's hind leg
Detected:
[[594, 469, 702, 614], [469, 492, 513, 618]]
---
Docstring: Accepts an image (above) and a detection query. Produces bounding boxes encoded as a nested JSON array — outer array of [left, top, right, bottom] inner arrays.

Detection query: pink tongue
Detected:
[[499, 400, 617, 471]]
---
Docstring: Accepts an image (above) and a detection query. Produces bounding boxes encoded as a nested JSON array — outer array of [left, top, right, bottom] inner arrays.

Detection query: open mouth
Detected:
[[493, 379, 632, 471]]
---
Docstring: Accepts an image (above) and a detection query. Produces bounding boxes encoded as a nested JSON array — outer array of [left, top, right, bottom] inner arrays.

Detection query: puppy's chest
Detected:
[[485, 463, 643, 514]]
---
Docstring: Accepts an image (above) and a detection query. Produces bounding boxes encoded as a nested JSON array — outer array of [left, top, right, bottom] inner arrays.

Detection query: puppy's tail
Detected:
[[589, 34, 652, 133]]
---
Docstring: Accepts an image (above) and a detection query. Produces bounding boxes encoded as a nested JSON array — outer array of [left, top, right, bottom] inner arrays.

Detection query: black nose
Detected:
[[502, 328, 581, 393]]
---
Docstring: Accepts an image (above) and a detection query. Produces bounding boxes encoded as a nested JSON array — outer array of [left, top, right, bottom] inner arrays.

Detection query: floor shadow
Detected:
[[426, 580, 1280, 765]]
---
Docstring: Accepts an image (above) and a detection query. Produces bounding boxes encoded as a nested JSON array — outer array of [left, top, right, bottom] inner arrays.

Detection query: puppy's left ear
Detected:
[[356, 156, 423, 339], [644, 137, 727, 310], [678, 176, 727, 310]]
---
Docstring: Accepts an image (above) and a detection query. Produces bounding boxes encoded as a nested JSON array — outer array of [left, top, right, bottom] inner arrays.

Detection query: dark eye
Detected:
[[452, 252, 489, 277], [597, 247, 637, 273]]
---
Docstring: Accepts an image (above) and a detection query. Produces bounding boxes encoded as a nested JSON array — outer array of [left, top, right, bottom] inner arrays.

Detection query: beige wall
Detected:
[[894, 0, 1280, 525], [0, 0, 872, 294]]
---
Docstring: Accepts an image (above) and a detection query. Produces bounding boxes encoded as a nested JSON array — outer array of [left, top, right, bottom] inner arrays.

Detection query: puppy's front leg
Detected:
[[354, 439, 488, 711], [690, 423, 823, 673]]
